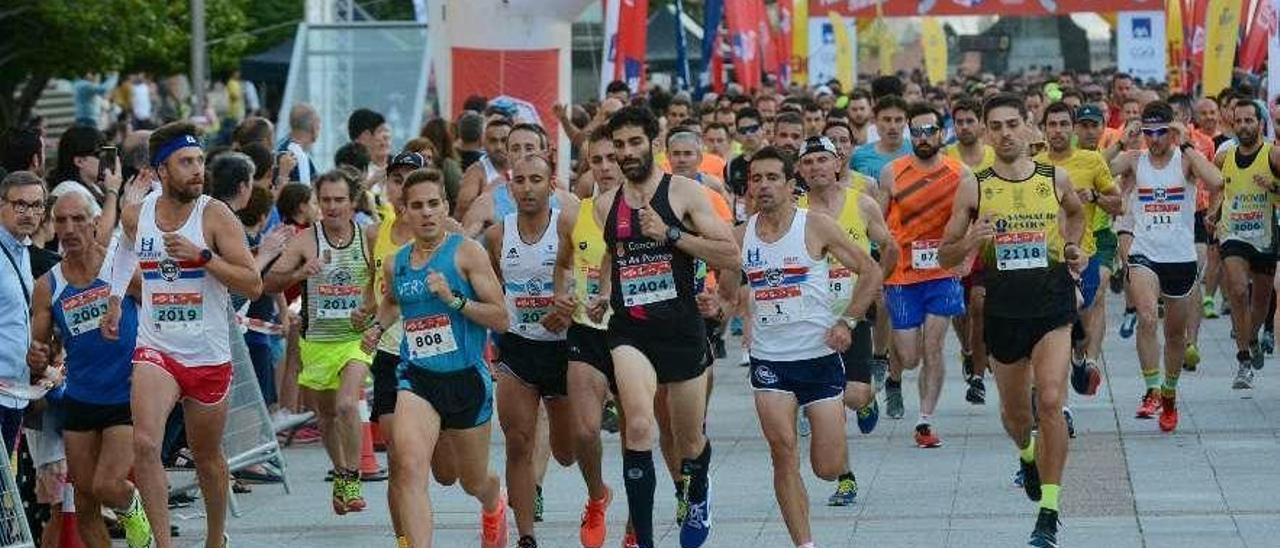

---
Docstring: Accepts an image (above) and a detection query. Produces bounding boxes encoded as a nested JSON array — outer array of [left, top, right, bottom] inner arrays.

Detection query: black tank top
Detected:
[[604, 175, 702, 331]]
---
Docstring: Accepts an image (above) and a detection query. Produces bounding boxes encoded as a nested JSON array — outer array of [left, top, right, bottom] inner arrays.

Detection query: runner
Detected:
[[484, 153, 579, 548], [944, 97, 996, 405], [1109, 101, 1222, 431], [454, 116, 514, 220], [265, 170, 375, 514], [1212, 99, 1280, 389], [938, 93, 1087, 548], [463, 123, 573, 237], [877, 103, 970, 446], [554, 128, 622, 548], [591, 106, 738, 548], [1037, 101, 1123, 399], [28, 192, 152, 547], [730, 145, 881, 548], [363, 168, 509, 548], [103, 122, 263, 548], [795, 136, 897, 506], [1072, 105, 1124, 378]]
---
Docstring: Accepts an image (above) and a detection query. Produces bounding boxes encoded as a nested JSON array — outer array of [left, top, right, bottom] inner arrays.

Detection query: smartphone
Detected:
[[99, 145, 118, 170]]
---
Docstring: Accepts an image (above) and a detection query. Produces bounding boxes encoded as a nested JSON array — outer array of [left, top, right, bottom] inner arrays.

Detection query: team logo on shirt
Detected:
[[745, 248, 762, 268], [141, 238, 155, 253], [1035, 181, 1052, 198], [330, 267, 353, 286], [158, 258, 181, 282], [578, 241, 588, 251], [753, 364, 778, 386], [525, 277, 546, 296], [506, 247, 519, 259], [765, 268, 784, 287]]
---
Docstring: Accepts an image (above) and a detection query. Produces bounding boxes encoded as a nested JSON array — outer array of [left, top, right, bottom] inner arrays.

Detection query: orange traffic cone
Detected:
[[358, 396, 386, 480], [369, 420, 387, 452], [59, 483, 87, 548]]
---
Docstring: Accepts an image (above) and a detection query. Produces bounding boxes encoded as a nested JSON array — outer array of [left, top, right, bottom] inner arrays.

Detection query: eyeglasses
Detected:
[[909, 125, 941, 138], [3, 198, 45, 215], [737, 124, 761, 135], [1141, 127, 1170, 137]]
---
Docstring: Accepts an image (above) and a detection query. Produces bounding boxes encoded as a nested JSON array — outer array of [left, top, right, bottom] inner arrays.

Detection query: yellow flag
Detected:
[[877, 19, 896, 75], [1201, 0, 1242, 96], [829, 12, 854, 90], [792, 0, 808, 86], [1165, 0, 1185, 92], [921, 17, 947, 85], [1099, 12, 1118, 28]]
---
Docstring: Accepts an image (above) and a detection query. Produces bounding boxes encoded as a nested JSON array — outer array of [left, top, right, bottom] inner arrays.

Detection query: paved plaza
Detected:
[[168, 300, 1280, 547]]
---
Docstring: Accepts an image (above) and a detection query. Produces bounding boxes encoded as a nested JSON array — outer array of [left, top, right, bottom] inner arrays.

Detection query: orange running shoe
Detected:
[[481, 490, 509, 548], [579, 487, 611, 548], [914, 423, 942, 448], [1158, 394, 1179, 432], [1135, 390, 1161, 419]]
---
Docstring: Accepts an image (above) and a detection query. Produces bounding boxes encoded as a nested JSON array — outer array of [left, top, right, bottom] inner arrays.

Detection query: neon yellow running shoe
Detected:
[[119, 490, 154, 548], [1184, 343, 1201, 371]]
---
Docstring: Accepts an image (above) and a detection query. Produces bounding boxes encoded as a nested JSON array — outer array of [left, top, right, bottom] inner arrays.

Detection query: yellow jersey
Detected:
[[799, 188, 868, 314], [571, 198, 611, 328], [1034, 148, 1115, 256], [1219, 142, 1277, 251]]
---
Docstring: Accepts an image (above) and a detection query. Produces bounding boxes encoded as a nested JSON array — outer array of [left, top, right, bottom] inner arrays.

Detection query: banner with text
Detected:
[[1117, 11, 1167, 83], [808, 0, 1161, 18], [807, 15, 857, 88]]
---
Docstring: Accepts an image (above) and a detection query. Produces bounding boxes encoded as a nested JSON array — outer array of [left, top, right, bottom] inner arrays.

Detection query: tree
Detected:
[[0, 0, 250, 130]]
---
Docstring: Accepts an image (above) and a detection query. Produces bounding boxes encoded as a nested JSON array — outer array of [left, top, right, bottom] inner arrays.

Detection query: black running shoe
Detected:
[[1018, 458, 1042, 502], [1028, 508, 1059, 547], [518, 535, 538, 547], [1070, 359, 1101, 396], [965, 376, 986, 404]]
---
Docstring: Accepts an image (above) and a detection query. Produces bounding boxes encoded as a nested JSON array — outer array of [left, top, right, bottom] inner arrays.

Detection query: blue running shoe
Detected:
[[1028, 508, 1060, 547], [679, 488, 711, 548], [856, 398, 879, 434], [1119, 309, 1137, 339], [826, 476, 858, 506]]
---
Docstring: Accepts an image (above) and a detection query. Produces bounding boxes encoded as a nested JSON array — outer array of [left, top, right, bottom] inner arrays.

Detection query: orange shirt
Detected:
[[884, 155, 964, 285], [1097, 127, 1123, 151], [658, 152, 728, 181], [1189, 128, 1215, 211]]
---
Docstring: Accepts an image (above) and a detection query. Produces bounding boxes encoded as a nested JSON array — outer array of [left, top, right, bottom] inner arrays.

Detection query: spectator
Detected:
[[0, 171, 45, 453], [280, 103, 319, 185], [73, 73, 119, 128], [347, 108, 391, 170], [232, 117, 274, 151], [456, 112, 486, 172], [420, 118, 463, 204], [1, 127, 45, 176], [206, 152, 255, 211]]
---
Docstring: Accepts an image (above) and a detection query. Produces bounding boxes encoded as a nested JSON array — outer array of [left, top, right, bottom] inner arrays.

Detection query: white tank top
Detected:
[[1130, 149, 1197, 263], [135, 194, 231, 366], [500, 211, 564, 342], [743, 209, 837, 362]]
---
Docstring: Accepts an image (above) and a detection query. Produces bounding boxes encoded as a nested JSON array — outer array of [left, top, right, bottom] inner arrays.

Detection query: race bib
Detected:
[[514, 295, 556, 330], [994, 232, 1048, 271], [1141, 203, 1178, 231], [316, 284, 361, 319], [1229, 210, 1265, 239], [582, 266, 602, 297], [404, 315, 458, 360], [753, 285, 803, 326], [911, 239, 941, 270], [828, 266, 854, 302], [151, 292, 203, 332], [619, 261, 678, 307], [61, 286, 110, 337]]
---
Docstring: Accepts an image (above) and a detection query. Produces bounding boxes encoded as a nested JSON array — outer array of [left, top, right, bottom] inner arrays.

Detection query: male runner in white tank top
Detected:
[[725, 146, 881, 548], [1109, 101, 1222, 433], [103, 122, 262, 548]]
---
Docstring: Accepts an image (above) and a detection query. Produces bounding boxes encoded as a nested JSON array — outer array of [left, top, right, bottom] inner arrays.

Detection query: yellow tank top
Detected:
[[372, 209, 409, 354], [946, 144, 996, 172], [1219, 142, 1276, 251], [571, 198, 611, 328], [799, 188, 868, 314]]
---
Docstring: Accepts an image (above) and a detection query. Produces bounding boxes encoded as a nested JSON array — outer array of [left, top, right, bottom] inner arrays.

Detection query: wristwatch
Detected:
[[665, 226, 683, 244], [196, 248, 214, 266], [840, 317, 859, 330]]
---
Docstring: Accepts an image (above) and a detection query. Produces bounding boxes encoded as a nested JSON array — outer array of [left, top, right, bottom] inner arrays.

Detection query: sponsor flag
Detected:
[[921, 17, 947, 85], [699, 0, 725, 96], [674, 0, 692, 90], [1166, 0, 1186, 91], [1240, 0, 1275, 72], [828, 11, 854, 90], [726, 0, 763, 90], [1202, 0, 1243, 95], [790, 0, 808, 86]]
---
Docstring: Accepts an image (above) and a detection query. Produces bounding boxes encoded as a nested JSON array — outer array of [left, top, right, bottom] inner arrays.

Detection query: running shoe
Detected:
[[914, 423, 942, 448], [1220, 301, 1232, 316], [1063, 407, 1076, 439], [1233, 361, 1255, 390], [343, 474, 366, 512], [1135, 390, 1161, 419], [601, 400, 620, 434], [332, 475, 350, 515], [885, 380, 904, 420], [871, 355, 888, 389], [856, 398, 879, 434], [1159, 394, 1178, 432], [481, 490, 510, 548], [962, 353, 974, 378], [1184, 344, 1200, 371], [1264, 330, 1275, 355], [580, 487, 611, 548], [826, 476, 858, 507], [1027, 508, 1060, 547], [1202, 296, 1218, 318], [517, 535, 538, 548], [675, 478, 689, 525], [965, 375, 986, 405], [798, 413, 811, 437], [737, 351, 750, 367], [679, 485, 712, 548], [1017, 458, 1042, 502], [1070, 359, 1101, 396], [621, 531, 640, 548], [119, 490, 154, 548], [534, 484, 544, 522], [1251, 340, 1265, 370], [1119, 309, 1137, 339], [361, 467, 388, 482]]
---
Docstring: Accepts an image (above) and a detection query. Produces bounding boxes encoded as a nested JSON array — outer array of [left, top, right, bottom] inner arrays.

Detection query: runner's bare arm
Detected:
[[453, 163, 486, 221], [811, 212, 881, 320], [461, 192, 494, 239], [483, 222, 505, 284], [26, 277, 54, 378], [1094, 159, 1124, 216], [201, 201, 263, 299], [876, 163, 895, 215], [454, 238, 510, 333], [672, 178, 739, 269], [1185, 148, 1223, 192], [263, 228, 312, 294], [858, 193, 898, 280], [717, 224, 748, 312], [353, 226, 380, 328], [938, 171, 982, 270], [552, 205, 577, 297], [363, 259, 401, 355], [1055, 167, 1086, 252], [1108, 150, 1137, 182]]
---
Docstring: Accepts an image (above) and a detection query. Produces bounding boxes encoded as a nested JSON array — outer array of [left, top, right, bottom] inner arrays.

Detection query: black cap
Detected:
[[390, 151, 425, 170], [800, 136, 839, 159], [1076, 105, 1104, 124]]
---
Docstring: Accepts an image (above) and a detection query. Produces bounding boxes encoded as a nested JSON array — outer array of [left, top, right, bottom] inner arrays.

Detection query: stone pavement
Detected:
[[167, 299, 1280, 547]]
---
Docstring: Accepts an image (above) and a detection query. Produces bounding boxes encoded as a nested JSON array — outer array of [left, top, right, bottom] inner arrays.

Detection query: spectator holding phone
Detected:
[[48, 125, 122, 247]]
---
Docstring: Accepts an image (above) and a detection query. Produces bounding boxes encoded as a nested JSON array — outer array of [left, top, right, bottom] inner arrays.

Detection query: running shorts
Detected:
[[133, 347, 232, 405], [1080, 256, 1102, 309], [398, 366, 494, 430], [298, 338, 373, 391], [61, 397, 131, 432], [749, 353, 845, 407], [607, 321, 709, 384], [1128, 254, 1200, 299], [840, 319, 873, 384], [884, 277, 966, 330], [371, 350, 400, 421], [496, 334, 569, 398], [985, 310, 1076, 364], [1093, 228, 1118, 272], [1219, 240, 1277, 276], [567, 323, 616, 394]]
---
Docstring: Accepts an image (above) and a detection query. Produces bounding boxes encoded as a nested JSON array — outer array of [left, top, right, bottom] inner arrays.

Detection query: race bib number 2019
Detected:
[[151, 292, 203, 332]]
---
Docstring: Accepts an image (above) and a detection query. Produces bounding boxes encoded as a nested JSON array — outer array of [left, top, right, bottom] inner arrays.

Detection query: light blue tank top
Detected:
[[394, 234, 487, 373], [493, 184, 562, 220]]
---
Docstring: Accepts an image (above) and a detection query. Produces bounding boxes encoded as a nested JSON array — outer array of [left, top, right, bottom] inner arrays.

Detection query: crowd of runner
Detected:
[[0, 68, 1275, 548]]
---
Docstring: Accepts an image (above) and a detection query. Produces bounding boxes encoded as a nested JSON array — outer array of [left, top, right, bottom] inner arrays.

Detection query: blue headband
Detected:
[[152, 134, 201, 167]]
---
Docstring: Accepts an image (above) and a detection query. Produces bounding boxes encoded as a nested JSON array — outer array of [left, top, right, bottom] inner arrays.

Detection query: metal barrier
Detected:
[[169, 312, 293, 517], [0, 446, 34, 548]]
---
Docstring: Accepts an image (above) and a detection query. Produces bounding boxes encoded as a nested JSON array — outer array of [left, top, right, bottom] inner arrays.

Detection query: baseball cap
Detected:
[[800, 136, 839, 159], [1076, 105, 1105, 124], [390, 151, 425, 171]]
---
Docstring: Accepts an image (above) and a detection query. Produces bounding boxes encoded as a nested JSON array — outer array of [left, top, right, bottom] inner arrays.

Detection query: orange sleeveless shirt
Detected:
[[884, 155, 964, 285]]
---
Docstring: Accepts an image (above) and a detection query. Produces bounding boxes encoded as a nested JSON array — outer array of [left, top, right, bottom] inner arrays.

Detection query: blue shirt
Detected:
[[50, 269, 136, 405], [393, 234, 487, 373], [72, 74, 117, 126], [851, 140, 912, 181], [0, 225, 33, 409]]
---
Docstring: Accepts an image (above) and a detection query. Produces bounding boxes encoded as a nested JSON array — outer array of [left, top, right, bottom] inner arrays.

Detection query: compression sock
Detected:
[[1039, 484, 1061, 512], [1019, 437, 1037, 464], [623, 449, 656, 546], [1141, 368, 1162, 391], [1162, 372, 1180, 398], [684, 441, 712, 503]]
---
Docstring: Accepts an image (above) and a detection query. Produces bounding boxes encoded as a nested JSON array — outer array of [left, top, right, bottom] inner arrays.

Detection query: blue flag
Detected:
[[674, 0, 692, 91], [697, 0, 723, 100]]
